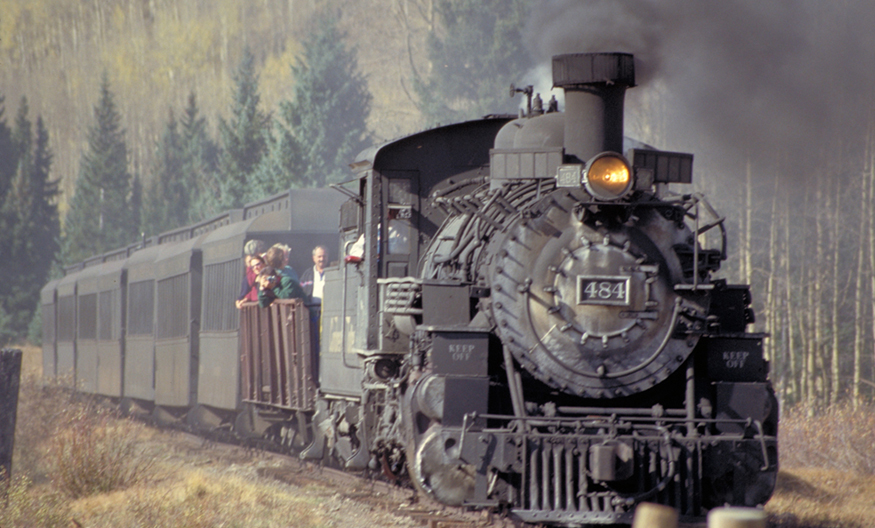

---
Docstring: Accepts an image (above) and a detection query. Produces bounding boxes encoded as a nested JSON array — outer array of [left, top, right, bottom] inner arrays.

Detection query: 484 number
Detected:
[[577, 277, 630, 305]]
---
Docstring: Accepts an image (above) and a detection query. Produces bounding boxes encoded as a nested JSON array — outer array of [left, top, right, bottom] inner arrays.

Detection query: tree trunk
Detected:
[[0, 349, 22, 488], [868, 132, 875, 409], [852, 154, 868, 408], [813, 176, 825, 405], [768, 171, 789, 410], [742, 157, 753, 283], [784, 190, 799, 404], [829, 182, 841, 406]]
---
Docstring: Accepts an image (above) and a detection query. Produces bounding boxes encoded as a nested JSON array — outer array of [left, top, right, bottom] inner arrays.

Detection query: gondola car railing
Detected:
[[239, 300, 316, 412]]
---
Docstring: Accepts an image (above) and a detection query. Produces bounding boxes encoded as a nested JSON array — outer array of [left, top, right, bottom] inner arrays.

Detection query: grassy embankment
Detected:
[[3, 344, 875, 527], [1, 345, 335, 528]]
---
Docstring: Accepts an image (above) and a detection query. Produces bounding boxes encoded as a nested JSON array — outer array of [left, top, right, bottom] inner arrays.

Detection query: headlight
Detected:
[[583, 152, 632, 201]]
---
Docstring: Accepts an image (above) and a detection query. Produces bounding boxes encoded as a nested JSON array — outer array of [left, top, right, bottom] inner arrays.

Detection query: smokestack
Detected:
[[552, 53, 635, 162]]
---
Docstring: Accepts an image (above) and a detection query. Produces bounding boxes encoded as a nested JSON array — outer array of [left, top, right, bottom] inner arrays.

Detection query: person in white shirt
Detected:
[[299, 245, 327, 304], [299, 245, 327, 356]]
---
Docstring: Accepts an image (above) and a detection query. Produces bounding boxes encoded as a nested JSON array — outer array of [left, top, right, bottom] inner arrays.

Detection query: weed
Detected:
[[13, 372, 74, 481], [0, 474, 70, 528], [50, 402, 151, 498], [780, 401, 875, 474]]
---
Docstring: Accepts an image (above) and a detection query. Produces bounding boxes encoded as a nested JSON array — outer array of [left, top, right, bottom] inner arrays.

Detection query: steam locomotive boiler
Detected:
[[316, 52, 777, 526]]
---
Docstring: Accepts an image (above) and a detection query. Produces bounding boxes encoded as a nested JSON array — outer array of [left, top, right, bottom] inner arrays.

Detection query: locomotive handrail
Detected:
[[472, 411, 777, 431], [329, 182, 363, 204], [754, 420, 772, 471], [690, 192, 727, 265], [501, 335, 528, 423], [340, 239, 356, 368]]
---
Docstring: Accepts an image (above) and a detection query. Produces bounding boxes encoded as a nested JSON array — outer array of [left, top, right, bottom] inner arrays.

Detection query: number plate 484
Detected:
[[577, 276, 631, 306]]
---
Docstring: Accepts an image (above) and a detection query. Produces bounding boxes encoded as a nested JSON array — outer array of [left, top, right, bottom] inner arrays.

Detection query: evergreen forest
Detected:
[[3, 0, 875, 410]]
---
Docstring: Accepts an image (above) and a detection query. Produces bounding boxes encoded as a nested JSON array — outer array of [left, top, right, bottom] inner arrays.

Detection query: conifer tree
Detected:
[[414, 0, 533, 126], [142, 109, 188, 235], [250, 104, 307, 198], [216, 48, 270, 209], [62, 74, 139, 264], [130, 174, 143, 234], [0, 99, 31, 276], [181, 92, 220, 222], [0, 100, 60, 343], [0, 99, 33, 342], [27, 116, 60, 269], [269, 11, 372, 188], [0, 95, 18, 202]]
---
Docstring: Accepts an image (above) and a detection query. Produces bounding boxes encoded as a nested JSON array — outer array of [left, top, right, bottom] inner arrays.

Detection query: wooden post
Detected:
[[708, 507, 767, 528], [0, 348, 23, 486], [632, 502, 678, 528]]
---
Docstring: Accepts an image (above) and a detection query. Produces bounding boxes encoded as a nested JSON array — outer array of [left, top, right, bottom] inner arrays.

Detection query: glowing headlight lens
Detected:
[[583, 153, 633, 201]]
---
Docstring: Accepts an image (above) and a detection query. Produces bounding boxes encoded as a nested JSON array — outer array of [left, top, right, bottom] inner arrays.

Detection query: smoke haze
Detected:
[[522, 0, 875, 173]]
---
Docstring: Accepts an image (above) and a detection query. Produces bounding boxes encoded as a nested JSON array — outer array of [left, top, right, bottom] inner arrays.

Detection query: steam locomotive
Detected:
[[42, 53, 777, 526]]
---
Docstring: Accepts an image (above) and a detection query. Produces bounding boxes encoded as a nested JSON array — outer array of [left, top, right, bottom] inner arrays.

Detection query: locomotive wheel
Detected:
[[405, 423, 475, 506]]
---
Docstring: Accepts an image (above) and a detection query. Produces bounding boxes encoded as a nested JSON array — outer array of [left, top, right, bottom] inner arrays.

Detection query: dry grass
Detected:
[[767, 468, 875, 528], [779, 402, 875, 474], [67, 470, 325, 528], [0, 475, 70, 528], [766, 403, 875, 528]]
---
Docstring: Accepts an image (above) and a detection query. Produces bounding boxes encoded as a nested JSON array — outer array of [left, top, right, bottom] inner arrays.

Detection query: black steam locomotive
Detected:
[[42, 53, 777, 526]]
